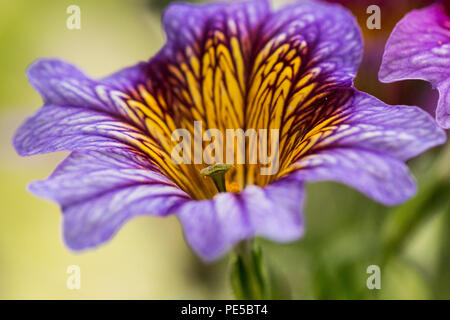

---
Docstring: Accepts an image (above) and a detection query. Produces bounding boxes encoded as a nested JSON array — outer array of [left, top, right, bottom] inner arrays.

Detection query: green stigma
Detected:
[[200, 164, 233, 193]]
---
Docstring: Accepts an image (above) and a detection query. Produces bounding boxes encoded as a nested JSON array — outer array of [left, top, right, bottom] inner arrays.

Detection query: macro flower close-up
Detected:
[[1, 0, 449, 302], [13, 0, 445, 262]]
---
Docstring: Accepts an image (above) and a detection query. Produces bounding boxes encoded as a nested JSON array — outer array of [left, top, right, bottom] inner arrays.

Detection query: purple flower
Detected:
[[14, 0, 445, 261], [379, 3, 450, 129]]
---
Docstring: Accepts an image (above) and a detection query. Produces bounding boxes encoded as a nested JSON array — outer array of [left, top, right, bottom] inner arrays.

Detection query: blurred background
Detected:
[[0, 0, 448, 299]]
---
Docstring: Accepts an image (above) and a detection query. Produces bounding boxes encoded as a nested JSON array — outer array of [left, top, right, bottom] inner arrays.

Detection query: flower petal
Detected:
[[25, 59, 166, 135], [30, 148, 189, 250], [151, 0, 271, 191], [13, 105, 152, 156], [260, 0, 362, 84], [162, 0, 270, 48], [291, 148, 416, 205], [314, 91, 447, 161], [17, 58, 212, 198], [27, 58, 105, 109], [284, 90, 445, 205], [154, 0, 363, 189], [177, 178, 304, 261], [437, 78, 450, 128], [243, 0, 362, 186], [379, 4, 450, 128], [26, 58, 150, 117]]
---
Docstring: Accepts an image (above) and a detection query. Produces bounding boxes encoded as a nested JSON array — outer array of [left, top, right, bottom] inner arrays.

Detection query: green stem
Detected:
[[230, 240, 270, 300]]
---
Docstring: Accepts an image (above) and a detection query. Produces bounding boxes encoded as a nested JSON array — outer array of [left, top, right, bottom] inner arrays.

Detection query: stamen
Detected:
[[200, 164, 233, 193]]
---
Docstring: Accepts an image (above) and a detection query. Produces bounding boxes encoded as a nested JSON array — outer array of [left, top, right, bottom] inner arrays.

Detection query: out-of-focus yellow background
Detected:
[[0, 0, 448, 299]]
